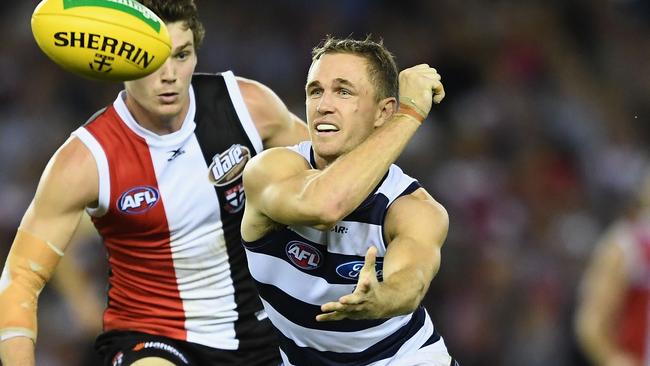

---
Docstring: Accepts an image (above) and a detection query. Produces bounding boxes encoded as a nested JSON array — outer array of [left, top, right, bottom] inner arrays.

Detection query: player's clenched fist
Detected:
[[398, 64, 445, 122]]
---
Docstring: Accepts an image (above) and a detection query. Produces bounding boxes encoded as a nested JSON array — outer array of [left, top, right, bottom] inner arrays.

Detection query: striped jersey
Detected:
[[610, 209, 650, 364], [242, 141, 443, 365], [72, 71, 274, 350]]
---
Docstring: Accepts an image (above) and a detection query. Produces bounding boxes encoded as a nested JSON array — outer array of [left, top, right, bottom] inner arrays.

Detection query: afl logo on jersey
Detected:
[[336, 260, 384, 281], [117, 186, 160, 214], [286, 241, 322, 270], [208, 144, 251, 187]]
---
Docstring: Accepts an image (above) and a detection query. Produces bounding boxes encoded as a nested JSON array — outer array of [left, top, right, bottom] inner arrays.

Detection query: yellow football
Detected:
[[31, 0, 171, 81]]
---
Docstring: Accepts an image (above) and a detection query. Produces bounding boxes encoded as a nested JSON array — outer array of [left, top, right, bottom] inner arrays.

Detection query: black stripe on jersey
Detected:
[[341, 194, 389, 225], [191, 73, 273, 350], [277, 307, 437, 366], [422, 326, 443, 347], [330, 180, 421, 226], [256, 281, 389, 332], [309, 147, 316, 168], [400, 181, 422, 197], [241, 229, 285, 250], [192, 73, 258, 161]]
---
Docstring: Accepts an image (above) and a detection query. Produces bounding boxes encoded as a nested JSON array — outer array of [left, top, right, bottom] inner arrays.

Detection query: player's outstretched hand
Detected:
[[316, 246, 383, 322]]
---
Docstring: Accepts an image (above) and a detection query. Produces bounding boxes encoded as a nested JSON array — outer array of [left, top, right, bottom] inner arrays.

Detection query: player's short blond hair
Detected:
[[312, 35, 399, 102]]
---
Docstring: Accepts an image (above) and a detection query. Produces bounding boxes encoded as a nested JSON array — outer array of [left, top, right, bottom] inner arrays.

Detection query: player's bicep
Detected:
[[382, 189, 449, 282], [20, 137, 98, 252], [243, 148, 327, 228]]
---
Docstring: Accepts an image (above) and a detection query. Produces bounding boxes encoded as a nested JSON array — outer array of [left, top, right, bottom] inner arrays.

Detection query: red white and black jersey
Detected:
[[72, 72, 270, 350], [608, 209, 650, 364]]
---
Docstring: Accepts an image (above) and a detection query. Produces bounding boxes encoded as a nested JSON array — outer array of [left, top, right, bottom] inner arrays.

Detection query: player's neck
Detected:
[[136, 114, 185, 135]]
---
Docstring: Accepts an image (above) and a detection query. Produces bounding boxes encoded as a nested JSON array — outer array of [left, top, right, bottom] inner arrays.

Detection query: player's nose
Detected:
[[316, 92, 335, 114], [158, 59, 177, 83]]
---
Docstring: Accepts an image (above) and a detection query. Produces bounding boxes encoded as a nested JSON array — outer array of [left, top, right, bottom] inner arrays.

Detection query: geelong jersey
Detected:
[[611, 210, 650, 364], [242, 141, 443, 366], [71, 71, 271, 350]]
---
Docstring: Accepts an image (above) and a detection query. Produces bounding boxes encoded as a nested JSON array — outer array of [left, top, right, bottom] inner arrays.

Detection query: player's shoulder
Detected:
[[235, 75, 266, 93], [401, 187, 444, 207], [36, 135, 99, 205], [53, 135, 95, 168], [236, 76, 283, 108], [46, 136, 97, 186], [390, 187, 448, 223], [385, 187, 449, 242]]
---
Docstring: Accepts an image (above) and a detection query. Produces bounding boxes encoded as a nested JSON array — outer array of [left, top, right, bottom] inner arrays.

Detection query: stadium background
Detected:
[[0, 1, 648, 365]]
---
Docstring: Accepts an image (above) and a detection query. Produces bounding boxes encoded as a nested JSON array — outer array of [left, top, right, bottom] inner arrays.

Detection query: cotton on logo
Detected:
[[286, 241, 322, 270], [117, 186, 160, 214]]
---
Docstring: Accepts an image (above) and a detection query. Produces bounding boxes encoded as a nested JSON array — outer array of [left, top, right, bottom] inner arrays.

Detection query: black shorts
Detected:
[[95, 330, 281, 366]]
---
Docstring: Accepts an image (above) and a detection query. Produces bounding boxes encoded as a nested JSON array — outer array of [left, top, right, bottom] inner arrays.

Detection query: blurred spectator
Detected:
[[575, 172, 650, 366]]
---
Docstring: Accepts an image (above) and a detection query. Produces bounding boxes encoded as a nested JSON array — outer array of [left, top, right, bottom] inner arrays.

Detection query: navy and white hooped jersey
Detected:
[[242, 141, 443, 366], [71, 72, 274, 351]]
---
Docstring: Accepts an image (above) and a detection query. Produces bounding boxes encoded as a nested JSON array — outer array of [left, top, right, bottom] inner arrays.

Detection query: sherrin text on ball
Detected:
[[31, 0, 172, 81]]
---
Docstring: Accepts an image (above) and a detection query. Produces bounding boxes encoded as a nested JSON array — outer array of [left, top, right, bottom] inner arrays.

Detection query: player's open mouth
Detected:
[[315, 123, 340, 134]]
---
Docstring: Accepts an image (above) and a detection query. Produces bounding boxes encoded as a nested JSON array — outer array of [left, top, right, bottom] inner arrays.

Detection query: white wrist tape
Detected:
[[0, 229, 63, 342]]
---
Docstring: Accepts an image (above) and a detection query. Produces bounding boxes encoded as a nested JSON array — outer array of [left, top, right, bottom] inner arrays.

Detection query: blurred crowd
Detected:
[[1, 0, 648, 365]]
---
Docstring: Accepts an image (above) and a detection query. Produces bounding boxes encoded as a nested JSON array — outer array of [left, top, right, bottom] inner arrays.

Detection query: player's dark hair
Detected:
[[312, 35, 399, 102], [138, 0, 205, 49]]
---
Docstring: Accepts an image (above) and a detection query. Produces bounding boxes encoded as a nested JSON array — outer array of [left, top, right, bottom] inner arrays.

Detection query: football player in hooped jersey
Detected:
[[241, 37, 458, 366], [0, 1, 307, 366]]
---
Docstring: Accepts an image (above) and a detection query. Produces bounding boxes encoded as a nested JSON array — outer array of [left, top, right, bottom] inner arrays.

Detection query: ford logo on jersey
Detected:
[[336, 260, 384, 281], [286, 241, 322, 270], [117, 186, 160, 214]]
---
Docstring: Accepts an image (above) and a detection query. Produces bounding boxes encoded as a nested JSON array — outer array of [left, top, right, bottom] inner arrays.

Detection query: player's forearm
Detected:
[[0, 337, 35, 366], [306, 115, 420, 222], [52, 256, 104, 335], [375, 267, 429, 318]]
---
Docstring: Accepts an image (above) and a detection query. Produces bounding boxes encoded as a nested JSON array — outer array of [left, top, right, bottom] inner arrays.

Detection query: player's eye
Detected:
[[176, 51, 190, 60], [308, 88, 323, 98]]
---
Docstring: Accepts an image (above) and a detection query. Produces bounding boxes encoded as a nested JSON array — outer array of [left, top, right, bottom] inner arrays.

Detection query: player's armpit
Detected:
[[0, 229, 64, 342]]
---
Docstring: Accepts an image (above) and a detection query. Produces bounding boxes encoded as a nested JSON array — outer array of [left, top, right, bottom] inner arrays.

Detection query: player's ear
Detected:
[[374, 97, 397, 128]]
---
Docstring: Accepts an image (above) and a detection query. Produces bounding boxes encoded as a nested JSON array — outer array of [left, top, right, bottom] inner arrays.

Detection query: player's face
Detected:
[[306, 53, 385, 165], [124, 21, 197, 130]]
